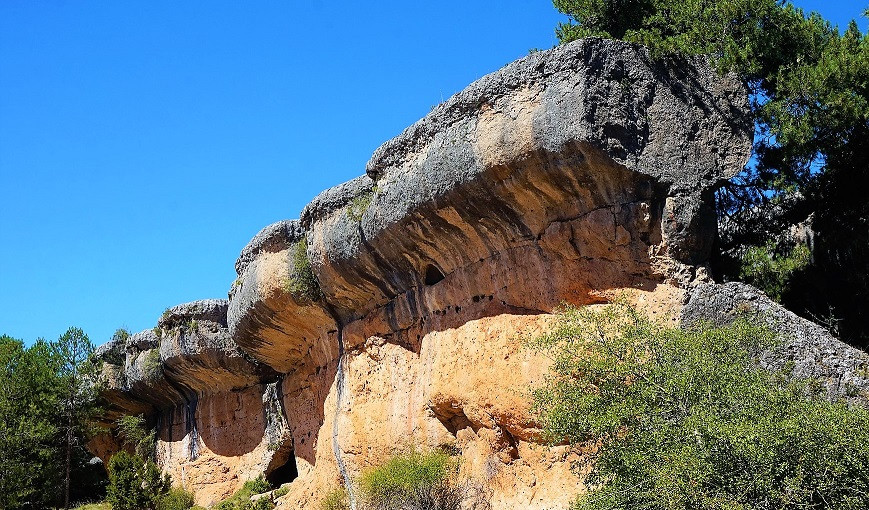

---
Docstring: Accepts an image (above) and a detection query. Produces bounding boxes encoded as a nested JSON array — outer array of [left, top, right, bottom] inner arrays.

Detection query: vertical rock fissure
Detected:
[[323, 302, 355, 510], [186, 397, 199, 461]]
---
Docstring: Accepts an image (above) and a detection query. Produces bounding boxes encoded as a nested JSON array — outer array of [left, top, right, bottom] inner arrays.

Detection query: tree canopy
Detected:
[[553, 0, 869, 347], [0, 331, 106, 509]]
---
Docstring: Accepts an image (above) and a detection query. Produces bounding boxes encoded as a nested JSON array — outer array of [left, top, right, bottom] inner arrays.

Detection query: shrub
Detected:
[[531, 302, 869, 509], [142, 349, 162, 379], [213, 475, 273, 510], [157, 487, 196, 510], [358, 449, 483, 510], [286, 238, 322, 302], [107, 451, 170, 510], [117, 414, 157, 460], [320, 488, 350, 510]]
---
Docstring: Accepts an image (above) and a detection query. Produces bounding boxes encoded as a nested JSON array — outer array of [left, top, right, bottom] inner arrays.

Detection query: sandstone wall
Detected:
[[91, 37, 771, 509]]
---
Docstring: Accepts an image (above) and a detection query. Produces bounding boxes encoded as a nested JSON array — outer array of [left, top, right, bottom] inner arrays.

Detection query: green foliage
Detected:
[[213, 475, 273, 510], [286, 238, 322, 302], [359, 449, 474, 510], [0, 335, 63, 509], [0, 329, 106, 509], [107, 451, 170, 510], [739, 242, 810, 302], [531, 303, 869, 509], [321, 488, 350, 510], [142, 348, 162, 379], [117, 414, 157, 460], [112, 328, 130, 344], [157, 487, 196, 510]]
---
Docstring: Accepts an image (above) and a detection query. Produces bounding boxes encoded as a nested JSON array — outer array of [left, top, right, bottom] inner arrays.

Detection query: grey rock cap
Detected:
[[235, 220, 305, 276], [682, 282, 869, 402], [158, 299, 229, 328]]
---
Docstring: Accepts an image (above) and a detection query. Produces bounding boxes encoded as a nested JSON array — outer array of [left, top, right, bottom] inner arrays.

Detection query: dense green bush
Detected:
[[358, 449, 486, 510], [157, 487, 196, 510], [531, 302, 869, 509], [107, 451, 170, 510], [0, 331, 105, 509], [213, 475, 274, 510], [116, 414, 157, 460]]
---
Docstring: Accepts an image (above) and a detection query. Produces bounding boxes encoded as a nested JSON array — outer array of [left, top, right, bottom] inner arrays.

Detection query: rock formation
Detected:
[[90, 37, 867, 509]]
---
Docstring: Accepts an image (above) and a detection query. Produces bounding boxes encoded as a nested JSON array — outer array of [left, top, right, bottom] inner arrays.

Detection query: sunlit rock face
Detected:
[[91, 37, 765, 508]]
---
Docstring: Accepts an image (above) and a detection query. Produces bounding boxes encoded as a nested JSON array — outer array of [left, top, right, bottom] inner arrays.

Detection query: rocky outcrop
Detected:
[[682, 282, 869, 401], [90, 37, 832, 509], [92, 300, 293, 506]]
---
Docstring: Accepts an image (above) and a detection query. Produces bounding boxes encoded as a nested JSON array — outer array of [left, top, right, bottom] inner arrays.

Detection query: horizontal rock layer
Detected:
[[88, 38, 869, 509]]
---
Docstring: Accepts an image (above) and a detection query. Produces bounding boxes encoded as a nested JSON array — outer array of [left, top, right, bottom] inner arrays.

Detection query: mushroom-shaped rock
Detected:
[[228, 220, 338, 373]]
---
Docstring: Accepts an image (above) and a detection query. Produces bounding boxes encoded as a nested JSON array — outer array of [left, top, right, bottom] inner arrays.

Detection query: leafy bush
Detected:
[[117, 414, 157, 460], [320, 488, 350, 510], [286, 238, 322, 302], [157, 487, 196, 510], [107, 451, 170, 510], [213, 475, 273, 510], [531, 302, 869, 509], [358, 449, 485, 510]]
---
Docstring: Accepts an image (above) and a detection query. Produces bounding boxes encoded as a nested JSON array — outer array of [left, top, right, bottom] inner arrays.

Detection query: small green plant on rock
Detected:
[[142, 349, 162, 379], [346, 185, 378, 222], [285, 238, 322, 302], [213, 475, 274, 510], [320, 487, 349, 510]]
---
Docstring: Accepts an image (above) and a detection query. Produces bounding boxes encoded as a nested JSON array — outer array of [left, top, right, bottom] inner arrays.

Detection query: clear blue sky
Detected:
[[1, 1, 865, 347]]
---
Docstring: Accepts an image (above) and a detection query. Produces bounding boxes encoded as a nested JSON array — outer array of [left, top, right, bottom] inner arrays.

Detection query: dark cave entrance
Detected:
[[266, 453, 298, 487], [424, 264, 445, 285]]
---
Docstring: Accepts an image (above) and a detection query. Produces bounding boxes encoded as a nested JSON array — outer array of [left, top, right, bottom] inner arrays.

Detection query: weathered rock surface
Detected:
[[228, 220, 338, 374], [305, 37, 752, 329], [682, 282, 869, 400], [92, 300, 293, 505], [88, 37, 869, 510]]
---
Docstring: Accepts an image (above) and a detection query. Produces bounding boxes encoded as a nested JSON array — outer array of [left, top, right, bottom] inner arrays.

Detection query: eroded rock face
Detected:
[[92, 300, 293, 504], [682, 282, 869, 400], [304, 38, 752, 329], [228, 220, 338, 374], [93, 38, 773, 509]]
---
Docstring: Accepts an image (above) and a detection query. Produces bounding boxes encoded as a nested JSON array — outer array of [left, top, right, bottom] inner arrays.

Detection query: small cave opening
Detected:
[[266, 453, 299, 487], [424, 264, 446, 286]]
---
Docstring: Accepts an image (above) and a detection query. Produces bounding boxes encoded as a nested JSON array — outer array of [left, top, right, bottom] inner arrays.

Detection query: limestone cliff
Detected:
[[90, 38, 868, 509]]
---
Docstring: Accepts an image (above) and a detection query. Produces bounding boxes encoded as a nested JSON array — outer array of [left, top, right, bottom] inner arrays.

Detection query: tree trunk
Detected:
[[64, 421, 71, 509]]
